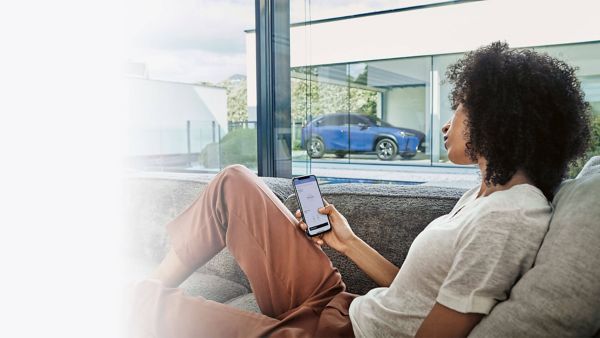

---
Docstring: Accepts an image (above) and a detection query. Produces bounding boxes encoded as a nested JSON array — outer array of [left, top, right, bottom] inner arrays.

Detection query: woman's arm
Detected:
[[295, 202, 399, 287], [342, 235, 399, 287], [416, 302, 484, 337]]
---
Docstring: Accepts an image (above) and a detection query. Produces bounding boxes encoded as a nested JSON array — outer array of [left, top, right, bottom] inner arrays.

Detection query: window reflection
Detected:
[[291, 57, 430, 166], [125, 0, 256, 172], [291, 42, 600, 174]]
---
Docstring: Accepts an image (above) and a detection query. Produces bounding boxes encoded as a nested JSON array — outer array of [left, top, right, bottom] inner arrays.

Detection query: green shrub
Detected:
[[292, 138, 302, 151], [198, 128, 257, 169], [568, 114, 600, 178]]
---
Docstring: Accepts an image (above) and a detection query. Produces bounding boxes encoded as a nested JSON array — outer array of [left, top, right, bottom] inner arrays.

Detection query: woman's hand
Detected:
[[296, 199, 400, 286], [295, 199, 357, 255]]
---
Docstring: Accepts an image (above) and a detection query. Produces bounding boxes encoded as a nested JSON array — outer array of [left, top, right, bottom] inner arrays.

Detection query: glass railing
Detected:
[[126, 120, 257, 172]]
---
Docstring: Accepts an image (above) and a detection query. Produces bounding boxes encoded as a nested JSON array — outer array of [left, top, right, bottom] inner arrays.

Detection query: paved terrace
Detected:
[[128, 160, 480, 190]]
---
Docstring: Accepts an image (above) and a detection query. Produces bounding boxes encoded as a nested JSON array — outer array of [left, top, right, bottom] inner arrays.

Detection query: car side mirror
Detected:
[[357, 122, 368, 130]]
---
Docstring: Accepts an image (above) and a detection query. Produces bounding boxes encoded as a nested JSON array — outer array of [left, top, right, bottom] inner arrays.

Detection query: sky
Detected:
[[125, 0, 451, 84]]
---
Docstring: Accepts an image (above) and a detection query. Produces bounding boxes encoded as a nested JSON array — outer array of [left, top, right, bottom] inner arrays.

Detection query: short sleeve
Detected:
[[436, 211, 541, 314]]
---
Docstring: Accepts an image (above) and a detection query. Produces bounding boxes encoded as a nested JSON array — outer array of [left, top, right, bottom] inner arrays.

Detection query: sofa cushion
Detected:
[[470, 168, 600, 336], [226, 293, 261, 313], [125, 175, 293, 289], [179, 271, 249, 303], [125, 178, 207, 264], [285, 183, 465, 295], [576, 155, 600, 179], [260, 176, 296, 202], [124, 256, 249, 303]]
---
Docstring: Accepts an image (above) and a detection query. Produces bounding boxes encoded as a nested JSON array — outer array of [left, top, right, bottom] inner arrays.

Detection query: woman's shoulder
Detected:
[[466, 184, 552, 233], [479, 184, 550, 210]]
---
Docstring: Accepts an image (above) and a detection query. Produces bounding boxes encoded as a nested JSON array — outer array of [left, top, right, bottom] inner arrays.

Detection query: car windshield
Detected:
[[367, 116, 394, 128]]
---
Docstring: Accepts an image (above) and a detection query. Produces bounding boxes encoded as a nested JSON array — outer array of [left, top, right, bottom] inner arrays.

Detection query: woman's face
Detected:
[[441, 104, 475, 165]]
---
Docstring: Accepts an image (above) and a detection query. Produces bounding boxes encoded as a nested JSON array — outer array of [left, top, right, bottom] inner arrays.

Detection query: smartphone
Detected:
[[292, 175, 332, 237]]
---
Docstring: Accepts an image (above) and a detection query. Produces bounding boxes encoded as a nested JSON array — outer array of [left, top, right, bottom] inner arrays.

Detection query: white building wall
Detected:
[[385, 87, 427, 131], [127, 78, 227, 156], [245, 0, 600, 123], [247, 0, 600, 69], [291, 0, 600, 66]]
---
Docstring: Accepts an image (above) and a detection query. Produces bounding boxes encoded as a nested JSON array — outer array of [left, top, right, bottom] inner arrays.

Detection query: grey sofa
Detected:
[[125, 157, 600, 337]]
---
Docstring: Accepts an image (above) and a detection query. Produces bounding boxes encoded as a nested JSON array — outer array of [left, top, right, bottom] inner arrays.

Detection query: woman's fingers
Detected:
[[294, 210, 307, 231], [297, 220, 307, 230], [296, 208, 324, 246], [318, 203, 335, 215]]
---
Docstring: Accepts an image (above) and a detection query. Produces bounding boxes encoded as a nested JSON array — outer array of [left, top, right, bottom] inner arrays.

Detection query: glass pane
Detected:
[[432, 53, 462, 166], [124, 0, 255, 172], [290, 0, 455, 23], [433, 42, 600, 170], [291, 66, 315, 176], [291, 64, 352, 168], [219, 121, 257, 171], [193, 121, 222, 172], [533, 42, 600, 175], [348, 57, 431, 165], [289, 0, 598, 183], [532, 43, 600, 117]]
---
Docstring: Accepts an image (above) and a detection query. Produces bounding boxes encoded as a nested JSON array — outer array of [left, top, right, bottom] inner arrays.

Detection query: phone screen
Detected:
[[293, 175, 331, 236]]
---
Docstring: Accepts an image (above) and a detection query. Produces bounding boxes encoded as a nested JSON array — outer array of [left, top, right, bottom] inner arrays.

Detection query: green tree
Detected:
[[217, 76, 248, 122], [569, 113, 600, 177], [290, 76, 378, 122]]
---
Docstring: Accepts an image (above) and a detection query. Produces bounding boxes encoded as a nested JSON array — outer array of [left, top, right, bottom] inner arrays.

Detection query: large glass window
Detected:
[[534, 43, 600, 174], [432, 53, 462, 165], [359, 57, 431, 164], [290, 56, 431, 176], [533, 43, 600, 117], [289, 40, 600, 177], [124, 0, 256, 172]]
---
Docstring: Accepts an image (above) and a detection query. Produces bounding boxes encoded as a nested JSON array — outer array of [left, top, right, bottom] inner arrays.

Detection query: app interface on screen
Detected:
[[296, 179, 329, 231]]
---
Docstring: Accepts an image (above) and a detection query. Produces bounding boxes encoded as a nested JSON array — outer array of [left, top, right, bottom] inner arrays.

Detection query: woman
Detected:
[[131, 42, 591, 337]]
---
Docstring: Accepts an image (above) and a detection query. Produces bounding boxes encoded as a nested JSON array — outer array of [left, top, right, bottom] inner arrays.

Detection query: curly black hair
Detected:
[[447, 41, 592, 200]]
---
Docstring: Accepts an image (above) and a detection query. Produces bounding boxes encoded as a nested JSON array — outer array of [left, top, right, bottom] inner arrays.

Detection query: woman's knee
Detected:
[[221, 164, 252, 178], [222, 164, 249, 173], [219, 164, 256, 186]]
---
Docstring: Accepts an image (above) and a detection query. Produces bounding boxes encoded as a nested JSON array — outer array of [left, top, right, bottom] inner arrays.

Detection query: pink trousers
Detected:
[[132, 165, 356, 337]]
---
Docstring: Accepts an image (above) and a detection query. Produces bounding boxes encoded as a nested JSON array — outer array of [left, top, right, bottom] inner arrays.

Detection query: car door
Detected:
[[349, 115, 375, 152], [319, 114, 349, 151]]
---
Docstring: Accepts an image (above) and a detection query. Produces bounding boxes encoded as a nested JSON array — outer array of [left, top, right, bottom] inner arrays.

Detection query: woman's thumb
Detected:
[[319, 204, 335, 214]]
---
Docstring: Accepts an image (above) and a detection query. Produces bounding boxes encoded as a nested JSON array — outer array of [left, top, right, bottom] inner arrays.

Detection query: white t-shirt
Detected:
[[348, 184, 552, 338]]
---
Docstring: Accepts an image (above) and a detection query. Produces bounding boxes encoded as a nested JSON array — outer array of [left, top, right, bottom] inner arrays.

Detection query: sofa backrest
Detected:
[[125, 174, 465, 294], [284, 183, 465, 295], [470, 156, 600, 337]]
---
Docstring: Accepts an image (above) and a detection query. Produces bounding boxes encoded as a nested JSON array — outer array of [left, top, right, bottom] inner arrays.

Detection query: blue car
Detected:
[[301, 113, 425, 160]]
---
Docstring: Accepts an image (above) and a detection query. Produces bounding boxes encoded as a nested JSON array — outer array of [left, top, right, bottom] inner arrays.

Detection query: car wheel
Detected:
[[376, 138, 398, 160], [400, 152, 416, 159], [307, 138, 325, 158], [334, 151, 346, 158]]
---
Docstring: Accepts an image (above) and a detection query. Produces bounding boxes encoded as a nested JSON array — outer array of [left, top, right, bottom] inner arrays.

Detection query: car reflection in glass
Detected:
[[301, 113, 425, 161]]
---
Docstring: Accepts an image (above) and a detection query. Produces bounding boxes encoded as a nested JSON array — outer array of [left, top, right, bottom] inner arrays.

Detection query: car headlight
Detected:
[[398, 131, 415, 137]]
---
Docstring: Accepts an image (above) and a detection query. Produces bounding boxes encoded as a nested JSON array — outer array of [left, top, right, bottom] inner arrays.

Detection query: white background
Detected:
[[1, 1, 598, 336], [0, 1, 124, 337]]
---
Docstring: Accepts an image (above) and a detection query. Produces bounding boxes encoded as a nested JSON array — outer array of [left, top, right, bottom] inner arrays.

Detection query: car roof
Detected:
[[314, 112, 361, 119]]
